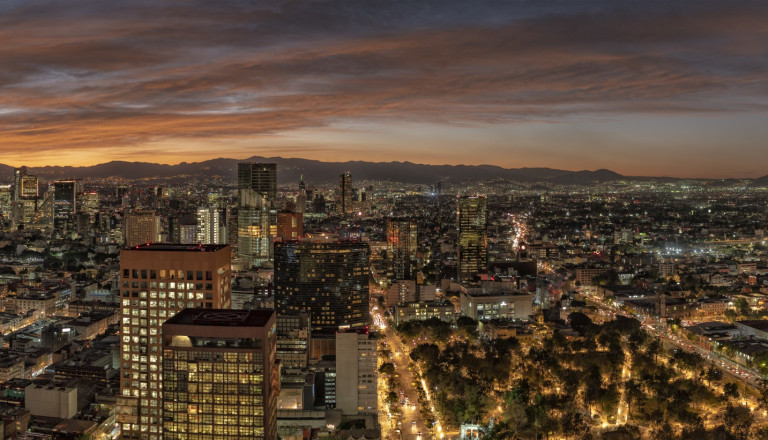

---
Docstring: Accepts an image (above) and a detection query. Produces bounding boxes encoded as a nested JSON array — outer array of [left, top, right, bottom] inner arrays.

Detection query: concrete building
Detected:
[[394, 301, 456, 325], [24, 384, 77, 419], [277, 211, 303, 240], [124, 210, 160, 247], [335, 331, 377, 416], [162, 308, 277, 440], [459, 282, 533, 321], [117, 243, 232, 440]]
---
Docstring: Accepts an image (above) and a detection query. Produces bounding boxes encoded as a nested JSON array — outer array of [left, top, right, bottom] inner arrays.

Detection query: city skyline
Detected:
[[2, 1, 767, 178]]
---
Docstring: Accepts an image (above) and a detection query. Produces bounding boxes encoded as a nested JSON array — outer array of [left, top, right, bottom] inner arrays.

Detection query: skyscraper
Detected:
[[338, 171, 352, 215], [386, 218, 418, 281], [458, 196, 488, 283], [162, 308, 277, 440], [238, 163, 277, 268], [124, 210, 160, 247], [274, 238, 370, 332], [53, 180, 77, 233], [116, 244, 232, 440], [196, 206, 226, 244]]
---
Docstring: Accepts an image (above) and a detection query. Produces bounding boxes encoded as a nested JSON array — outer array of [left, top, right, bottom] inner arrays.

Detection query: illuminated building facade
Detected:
[[458, 196, 487, 283], [274, 238, 370, 332], [386, 218, 418, 281], [162, 308, 277, 440], [124, 210, 160, 247], [117, 244, 232, 440], [238, 163, 277, 268], [196, 206, 226, 244]]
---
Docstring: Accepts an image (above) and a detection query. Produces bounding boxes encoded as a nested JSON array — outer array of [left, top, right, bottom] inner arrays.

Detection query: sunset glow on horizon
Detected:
[[2, 0, 768, 178]]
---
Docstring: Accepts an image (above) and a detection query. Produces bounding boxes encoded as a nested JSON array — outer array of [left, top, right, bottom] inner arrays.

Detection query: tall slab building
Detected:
[[162, 308, 277, 440], [274, 238, 370, 333], [458, 196, 488, 283], [116, 244, 232, 440], [386, 218, 418, 281], [238, 163, 277, 268]]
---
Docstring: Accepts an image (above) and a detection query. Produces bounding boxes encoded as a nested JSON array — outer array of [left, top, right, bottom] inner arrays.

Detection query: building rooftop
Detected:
[[165, 308, 274, 328], [123, 243, 228, 252], [737, 320, 768, 332]]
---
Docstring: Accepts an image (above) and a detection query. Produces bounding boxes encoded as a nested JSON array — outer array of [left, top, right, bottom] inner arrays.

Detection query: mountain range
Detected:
[[0, 157, 763, 186]]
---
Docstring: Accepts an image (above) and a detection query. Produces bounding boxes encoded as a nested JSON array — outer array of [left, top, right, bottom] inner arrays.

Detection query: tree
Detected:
[[734, 298, 750, 316], [703, 366, 723, 385], [623, 379, 644, 419], [568, 312, 593, 335], [723, 382, 739, 400], [378, 362, 395, 375], [561, 411, 590, 440], [723, 404, 753, 440], [649, 422, 676, 440]]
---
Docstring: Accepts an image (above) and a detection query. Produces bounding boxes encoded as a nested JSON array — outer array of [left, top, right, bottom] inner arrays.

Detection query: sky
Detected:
[[1, 0, 767, 178]]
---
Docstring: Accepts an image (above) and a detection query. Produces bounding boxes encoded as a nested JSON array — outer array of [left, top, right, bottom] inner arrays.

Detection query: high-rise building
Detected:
[[238, 163, 277, 268], [53, 180, 77, 232], [338, 171, 352, 215], [458, 196, 487, 283], [116, 243, 232, 440], [276, 211, 303, 240], [20, 175, 38, 199], [274, 238, 370, 333], [276, 312, 311, 369], [124, 210, 160, 247], [12, 166, 26, 202], [386, 218, 418, 281], [196, 206, 226, 244], [162, 308, 277, 440], [335, 330, 377, 415]]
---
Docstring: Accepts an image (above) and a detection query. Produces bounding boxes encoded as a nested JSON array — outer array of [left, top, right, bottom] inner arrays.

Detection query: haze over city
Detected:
[[2, 0, 768, 177]]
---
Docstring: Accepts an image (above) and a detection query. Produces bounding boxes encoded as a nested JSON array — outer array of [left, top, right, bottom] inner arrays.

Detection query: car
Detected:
[[412, 421, 416, 426]]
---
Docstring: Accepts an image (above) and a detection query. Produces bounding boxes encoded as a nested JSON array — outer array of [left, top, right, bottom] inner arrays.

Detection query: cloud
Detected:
[[0, 0, 766, 169]]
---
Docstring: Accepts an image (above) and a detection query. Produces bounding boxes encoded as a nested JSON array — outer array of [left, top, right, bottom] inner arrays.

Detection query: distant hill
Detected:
[[0, 157, 627, 185], [750, 174, 768, 187]]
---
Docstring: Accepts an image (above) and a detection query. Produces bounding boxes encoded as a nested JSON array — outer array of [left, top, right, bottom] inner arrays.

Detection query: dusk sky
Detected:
[[1, 0, 767, 178]]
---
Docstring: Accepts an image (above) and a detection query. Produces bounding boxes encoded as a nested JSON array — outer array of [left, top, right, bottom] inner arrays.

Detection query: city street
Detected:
[[373, 305, 450, 440]]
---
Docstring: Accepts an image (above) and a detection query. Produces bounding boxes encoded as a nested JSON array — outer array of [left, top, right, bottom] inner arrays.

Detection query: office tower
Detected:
[[338, 171, 352, 215], [386, 218, 418, 281], [124, 210, 160, 247], [196, 207, 226, 244], [116, 243, 232, 440], [0, 185, 12, 219], [276, 312, 311, 369], [238, 163, 277, 268], [20, 175, 38, 199], [458, 196, 488, 283], [162, 308, 277, 440], [53, 180, 77, 232], [80, 192, 99, 219], [12, 166, 26, 202], [335, 330, 377, 415], [276, 211, 303, 240], [274, 239, 370, 333]]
